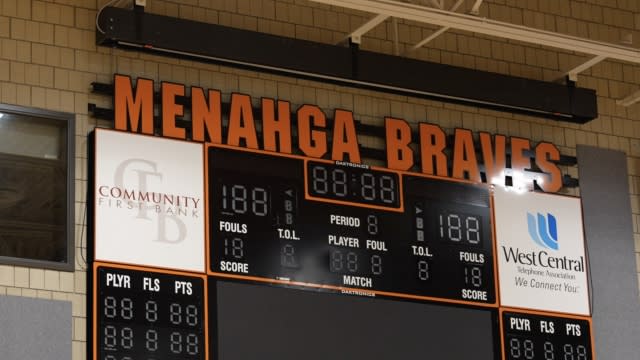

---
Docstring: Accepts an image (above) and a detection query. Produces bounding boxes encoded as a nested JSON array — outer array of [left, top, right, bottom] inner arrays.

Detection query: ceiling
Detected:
[[307, 0, 640, 105]]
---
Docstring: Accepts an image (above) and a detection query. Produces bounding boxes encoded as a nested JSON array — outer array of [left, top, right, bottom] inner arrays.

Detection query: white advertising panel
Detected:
[[94, 129, 205, 272], [494, 187, 590, 316]]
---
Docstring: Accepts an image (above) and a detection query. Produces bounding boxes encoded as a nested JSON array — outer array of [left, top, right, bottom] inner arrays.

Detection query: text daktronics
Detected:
[[501, 246, 585, 272], [113, 74, 564, 192]]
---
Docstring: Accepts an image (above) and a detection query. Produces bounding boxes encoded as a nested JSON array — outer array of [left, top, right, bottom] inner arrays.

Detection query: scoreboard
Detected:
[[94, 265, 207, 360], [208, 146, 495, 304], [501, 311, 593, 360], [90, 129, 594, 359]]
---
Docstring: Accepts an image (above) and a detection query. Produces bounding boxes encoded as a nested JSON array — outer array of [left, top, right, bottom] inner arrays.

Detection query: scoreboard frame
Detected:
[[88, 129, 595, 360], [205, 143, 500, 308], [91, 262, 209, 360]]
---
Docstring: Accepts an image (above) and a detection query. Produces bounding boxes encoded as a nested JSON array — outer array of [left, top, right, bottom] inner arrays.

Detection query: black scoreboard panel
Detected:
[[501, 310, 594, 360], [208, 145, 496, 305], [93, 264, 207, 360], [399, 174, 494, 302], [212, 279, 497, 360]]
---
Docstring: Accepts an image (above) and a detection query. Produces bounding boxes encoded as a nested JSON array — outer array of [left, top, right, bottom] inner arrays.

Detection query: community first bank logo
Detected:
[[94, 130, 205, 272], [500, 211, 585, 272], [97, 158, 202, 244]]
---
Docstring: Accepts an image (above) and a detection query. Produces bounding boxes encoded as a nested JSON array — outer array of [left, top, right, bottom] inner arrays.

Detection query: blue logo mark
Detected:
[[527, 212, 558, 250]]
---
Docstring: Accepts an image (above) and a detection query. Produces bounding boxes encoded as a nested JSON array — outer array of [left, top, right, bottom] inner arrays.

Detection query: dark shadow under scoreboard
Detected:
[[89, 130, 594, 360]]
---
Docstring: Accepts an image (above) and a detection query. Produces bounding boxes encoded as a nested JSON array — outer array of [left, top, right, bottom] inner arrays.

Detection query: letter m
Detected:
[[114, 74, 154, 134]]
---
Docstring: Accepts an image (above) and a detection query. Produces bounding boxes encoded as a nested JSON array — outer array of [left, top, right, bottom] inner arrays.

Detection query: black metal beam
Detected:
[[96, 6, 597, 123]]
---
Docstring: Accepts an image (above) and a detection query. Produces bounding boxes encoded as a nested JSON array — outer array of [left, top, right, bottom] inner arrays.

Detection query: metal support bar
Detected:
[[617, 89, 640, 107], [309, 0, 640, 64], [411, 27, 450, 51], [469, 0, 483, 15], [342, 13, 389, 44], [409, 0, 464, 51], [96, 6, 599, 122], [430, 0, 443, 9], [563, 55, 607, 82]]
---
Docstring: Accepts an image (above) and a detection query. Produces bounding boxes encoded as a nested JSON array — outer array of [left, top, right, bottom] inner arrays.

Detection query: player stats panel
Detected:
[[92, 263, 208, 360], [501, 310, 594, 360], [207, 145, 496, 305]]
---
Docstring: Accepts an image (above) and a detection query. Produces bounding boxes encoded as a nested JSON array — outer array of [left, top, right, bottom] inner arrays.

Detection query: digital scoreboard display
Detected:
[[501, 310, 594, 360], [208, 146, 495, 305], [93, 264, 207, 360], [90, 129, 595, 360]]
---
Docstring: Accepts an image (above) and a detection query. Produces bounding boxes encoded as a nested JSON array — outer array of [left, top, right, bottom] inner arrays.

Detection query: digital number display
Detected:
[[502, 311, 593, 360], [208, 146, 495, 304], [306, 161, 400, 208], [437, 210, 482, 244], [398, 175, 494, 302], [220, 183, 270, 217], [95, 265, 206, 360]]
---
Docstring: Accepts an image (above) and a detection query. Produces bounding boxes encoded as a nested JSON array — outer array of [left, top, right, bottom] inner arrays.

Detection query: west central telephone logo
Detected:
[[527, 212, 558, 250]]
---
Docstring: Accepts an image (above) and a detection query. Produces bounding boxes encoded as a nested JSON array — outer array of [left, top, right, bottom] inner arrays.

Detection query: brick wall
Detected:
[[0, 1, 638, 358]]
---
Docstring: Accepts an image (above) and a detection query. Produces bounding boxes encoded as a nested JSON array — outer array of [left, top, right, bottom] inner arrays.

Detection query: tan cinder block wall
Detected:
[[0, 1, 638, 359]]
